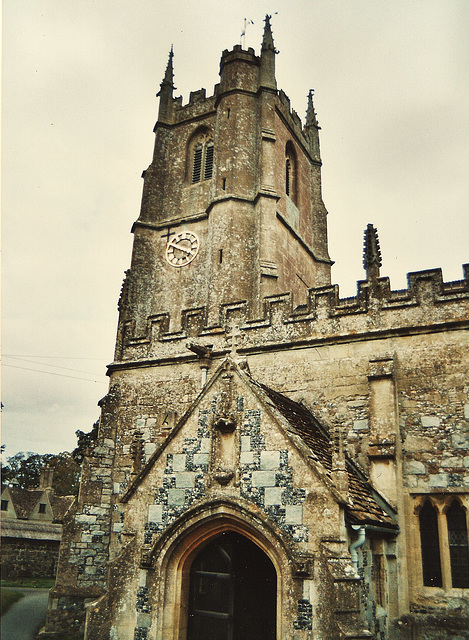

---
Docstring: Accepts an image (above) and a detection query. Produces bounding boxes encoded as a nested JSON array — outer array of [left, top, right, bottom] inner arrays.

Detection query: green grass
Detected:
[[1, 578, 55, 589], [1, 588, 24, 616]]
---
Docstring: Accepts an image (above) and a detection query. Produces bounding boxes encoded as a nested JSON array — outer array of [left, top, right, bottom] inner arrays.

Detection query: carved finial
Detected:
[[363, 223, 382, 281], [262, 14, 276, 52], [259, 14, 277, 90], [157, 46, 176, 122], [305, 89, 319, 128], [158, 45, 175, 96], [305, 89, 321, 160]]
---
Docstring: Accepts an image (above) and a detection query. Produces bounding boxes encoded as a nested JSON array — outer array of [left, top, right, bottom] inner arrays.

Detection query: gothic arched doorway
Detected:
[[187, 531, 277, 640]]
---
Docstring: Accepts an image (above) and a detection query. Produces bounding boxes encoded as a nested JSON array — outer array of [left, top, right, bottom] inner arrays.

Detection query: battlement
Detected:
[[277, 89, 316, 154], [114, 265, 469, 367], [157, 40, 313, 153], [220, 45, 259, 68]]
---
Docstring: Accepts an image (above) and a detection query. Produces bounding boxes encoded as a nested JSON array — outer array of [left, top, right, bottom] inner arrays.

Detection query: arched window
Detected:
[[190, 134, 214, 184], [285, 142, 297, 204], [187, 531, 277, 640], [446, 500, 469, 588], [419, 500, 442, 587]]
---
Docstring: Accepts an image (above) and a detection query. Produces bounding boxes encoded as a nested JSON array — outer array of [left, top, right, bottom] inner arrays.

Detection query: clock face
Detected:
[[165, 231, 199, 267]]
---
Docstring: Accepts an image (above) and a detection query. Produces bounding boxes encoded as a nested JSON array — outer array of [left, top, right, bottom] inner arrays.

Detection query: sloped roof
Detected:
[[121, 357, 397, 531], [1, 485, 74, 522], [7, 487, 43, 518], [1, 519, 63, 541], [50, 495, 75, 521], [254, 381, 397, 529]]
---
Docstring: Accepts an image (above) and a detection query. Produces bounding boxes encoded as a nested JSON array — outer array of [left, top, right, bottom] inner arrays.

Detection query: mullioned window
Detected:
[[416, 496, 469, 589]]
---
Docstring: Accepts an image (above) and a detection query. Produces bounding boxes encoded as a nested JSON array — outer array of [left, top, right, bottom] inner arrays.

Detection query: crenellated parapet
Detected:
[[112, 264, 469, 368]]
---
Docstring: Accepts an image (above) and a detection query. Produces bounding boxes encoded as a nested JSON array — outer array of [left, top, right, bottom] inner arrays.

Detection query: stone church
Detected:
[[42, 18, 469, 640]]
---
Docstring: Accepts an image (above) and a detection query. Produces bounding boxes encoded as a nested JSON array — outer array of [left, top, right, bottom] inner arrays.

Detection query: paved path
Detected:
[[1, 588, 50, 640]]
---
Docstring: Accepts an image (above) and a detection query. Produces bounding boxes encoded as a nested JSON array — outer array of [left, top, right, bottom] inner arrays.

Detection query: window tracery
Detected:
[[415, 495, 469, 589], [446, 500, 469, 588]]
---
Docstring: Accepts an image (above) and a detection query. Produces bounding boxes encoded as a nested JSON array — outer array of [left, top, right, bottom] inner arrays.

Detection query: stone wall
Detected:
[[1, 537, 60, 579]]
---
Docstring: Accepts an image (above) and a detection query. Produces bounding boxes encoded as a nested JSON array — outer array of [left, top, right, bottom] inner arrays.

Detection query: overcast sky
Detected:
[[2, 0, 468, 458]]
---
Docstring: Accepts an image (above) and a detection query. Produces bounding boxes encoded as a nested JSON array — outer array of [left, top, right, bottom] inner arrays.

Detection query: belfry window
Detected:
[[446, 500, 469, 588], [192, 144, 203, 183], [204, 142, 214, 180], [191, 138, 214, 184]]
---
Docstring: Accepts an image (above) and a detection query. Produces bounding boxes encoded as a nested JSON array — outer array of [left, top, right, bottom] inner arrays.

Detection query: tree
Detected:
[[73, 419, 99, 463], [1, 451, 80, 495], [1, 419, 99, 495]]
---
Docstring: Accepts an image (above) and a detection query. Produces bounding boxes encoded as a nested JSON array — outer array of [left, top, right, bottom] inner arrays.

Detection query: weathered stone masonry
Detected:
[[42, 18, 469, 640]]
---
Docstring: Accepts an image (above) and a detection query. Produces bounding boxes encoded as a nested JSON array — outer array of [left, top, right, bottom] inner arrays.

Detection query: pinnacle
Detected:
[[262, 14, 276, 52], [306, 89, 319, 127], [363, 223, 382, 280], [158, 45, 175, 95]]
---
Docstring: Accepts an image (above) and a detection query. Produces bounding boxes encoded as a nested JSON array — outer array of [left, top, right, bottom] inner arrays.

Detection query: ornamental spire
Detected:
[[260, 15, 277, 90], [157, 46, 175, 123], [305, 89, 319, 128], [158, 45, 175, 95], [305, 89, 321, 160], [262, 14, 276, 52], [363, 223, 382, 281]]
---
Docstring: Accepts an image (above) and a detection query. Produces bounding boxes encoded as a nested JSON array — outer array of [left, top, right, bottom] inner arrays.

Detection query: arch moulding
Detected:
[[144, 497, 304, 640]]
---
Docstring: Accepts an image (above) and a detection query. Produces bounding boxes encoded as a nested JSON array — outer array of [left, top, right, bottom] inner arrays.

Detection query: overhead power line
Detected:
[[3, 364, 107, 384], [3, 355, 105, 377], [3, 354, 107, 360]]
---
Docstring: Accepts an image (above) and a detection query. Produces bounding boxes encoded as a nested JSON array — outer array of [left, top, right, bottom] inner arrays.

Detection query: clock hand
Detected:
[[168, 240, 191, 255]]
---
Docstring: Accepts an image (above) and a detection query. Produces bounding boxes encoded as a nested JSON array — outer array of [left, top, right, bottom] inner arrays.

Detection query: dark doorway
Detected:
[[187, 531, 277, 640]]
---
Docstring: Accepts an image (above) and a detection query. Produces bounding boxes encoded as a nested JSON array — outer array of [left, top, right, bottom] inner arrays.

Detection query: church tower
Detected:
[[43, 18, 469, 640], [118, 16, 331, 348]]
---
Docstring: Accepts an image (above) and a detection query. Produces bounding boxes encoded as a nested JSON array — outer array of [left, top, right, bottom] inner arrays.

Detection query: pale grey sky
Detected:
[[2, 0, 468, 457]]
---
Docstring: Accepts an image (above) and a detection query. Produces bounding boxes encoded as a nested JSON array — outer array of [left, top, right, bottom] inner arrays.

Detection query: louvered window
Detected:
[[419, 500, 442, 587], [191, 140, 214, 184], [447, 501, 469, 588], [192, 144, 203, 183], [204, 142, 214, 180]]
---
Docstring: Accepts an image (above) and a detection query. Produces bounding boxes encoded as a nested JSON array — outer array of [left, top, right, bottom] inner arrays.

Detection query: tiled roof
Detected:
[[1, 485, 74, 522], [8, 487, 43, 518], [254, 381, 397, 529], [50, 495, 75, 521], [1, 519, 63, 541]]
